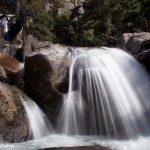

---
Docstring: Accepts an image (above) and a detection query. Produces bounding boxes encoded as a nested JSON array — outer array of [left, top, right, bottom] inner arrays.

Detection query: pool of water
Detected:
[[2, 135, 150, 150]]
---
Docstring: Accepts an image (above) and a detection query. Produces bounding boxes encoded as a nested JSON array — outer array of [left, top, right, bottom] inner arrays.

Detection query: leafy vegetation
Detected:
[[30, 11, 56, 41], [0, 0, 149, 46]]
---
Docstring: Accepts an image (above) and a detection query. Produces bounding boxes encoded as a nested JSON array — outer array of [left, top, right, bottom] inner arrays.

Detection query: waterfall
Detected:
[[57, 47, 150, 138], [0, 16, 8, 38], [2, 47, 150, 150], [21, 97, 54, 140], [1, 16, 9, 41]]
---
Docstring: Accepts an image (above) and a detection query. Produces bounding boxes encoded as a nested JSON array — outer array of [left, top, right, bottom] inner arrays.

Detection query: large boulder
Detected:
[[16, 34, 52, 62], [120, 32, 150, 54], [126, 32, 150, 54], [25, 44, 71, 125], [0, 81, 29, 143]]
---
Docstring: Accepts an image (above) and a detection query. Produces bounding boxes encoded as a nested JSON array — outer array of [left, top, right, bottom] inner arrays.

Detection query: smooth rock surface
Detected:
[[124, 32, 150, 54], [0, 82, 29, 143], [25, 44, 71, 125], [16, 34, 52, 62], [120, 33, 133, 48], [0, 52, 21, 75]]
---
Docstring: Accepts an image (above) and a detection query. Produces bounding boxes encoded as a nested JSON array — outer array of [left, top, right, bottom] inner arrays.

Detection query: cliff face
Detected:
[[44, 0, 85, 14]]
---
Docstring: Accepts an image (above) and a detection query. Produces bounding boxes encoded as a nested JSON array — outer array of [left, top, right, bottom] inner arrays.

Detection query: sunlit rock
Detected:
[[0, 82, 29, 142], [16, 34, 52, 62], [120, 32, 150, 54], [0, 52, 22, 75]]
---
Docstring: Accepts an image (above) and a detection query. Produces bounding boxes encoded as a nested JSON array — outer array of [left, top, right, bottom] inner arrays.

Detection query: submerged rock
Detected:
[[40, 145, 112, 150], [25, 44, 71, 125], [0, 81, 29, 143]]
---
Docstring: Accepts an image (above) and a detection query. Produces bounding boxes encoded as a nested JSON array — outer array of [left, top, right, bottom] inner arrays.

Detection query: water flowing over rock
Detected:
[[25, 44, 71, 125], [0, 81, 53, 143], [22, 97, 54, 140], [57, 47, 150, 138], [0, 81, 29, 143], [118, 32, 150, 71]]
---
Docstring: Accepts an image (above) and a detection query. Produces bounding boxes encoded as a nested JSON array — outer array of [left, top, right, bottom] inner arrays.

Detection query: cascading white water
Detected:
[[2, 47, 150, 150], [57, 47, 150, 138], [21, 98, 54, 140], [0, 16, 8, 33]]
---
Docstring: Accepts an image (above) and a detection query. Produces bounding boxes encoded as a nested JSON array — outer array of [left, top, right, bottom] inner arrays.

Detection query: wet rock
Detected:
[[0, 40, 22, 57], [4, 19, 22, 42], [0, 17, 23, 57], [25, 44, 71, 125], [40, 145, 112, 150], [0, 81, 29, 143]]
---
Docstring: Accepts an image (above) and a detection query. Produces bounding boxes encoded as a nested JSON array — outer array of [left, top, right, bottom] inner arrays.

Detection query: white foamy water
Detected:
[[4, 135, 150, 150], [57, 47, 150, 138], [1, 47, 150, 150], [22, 99, 54, 140]]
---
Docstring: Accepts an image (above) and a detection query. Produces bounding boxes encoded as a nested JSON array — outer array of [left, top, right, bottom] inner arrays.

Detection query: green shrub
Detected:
[[30, 11, 56, 42]]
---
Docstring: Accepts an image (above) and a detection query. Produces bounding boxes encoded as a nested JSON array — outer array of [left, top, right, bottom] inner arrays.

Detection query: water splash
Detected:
[[21, 98, 54, 140], [8, 135, 150, 150], [57, 47, 150, 138]]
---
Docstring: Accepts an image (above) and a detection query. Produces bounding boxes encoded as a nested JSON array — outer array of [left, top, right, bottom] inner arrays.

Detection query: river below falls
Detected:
[[2, 135, 150, 150]]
